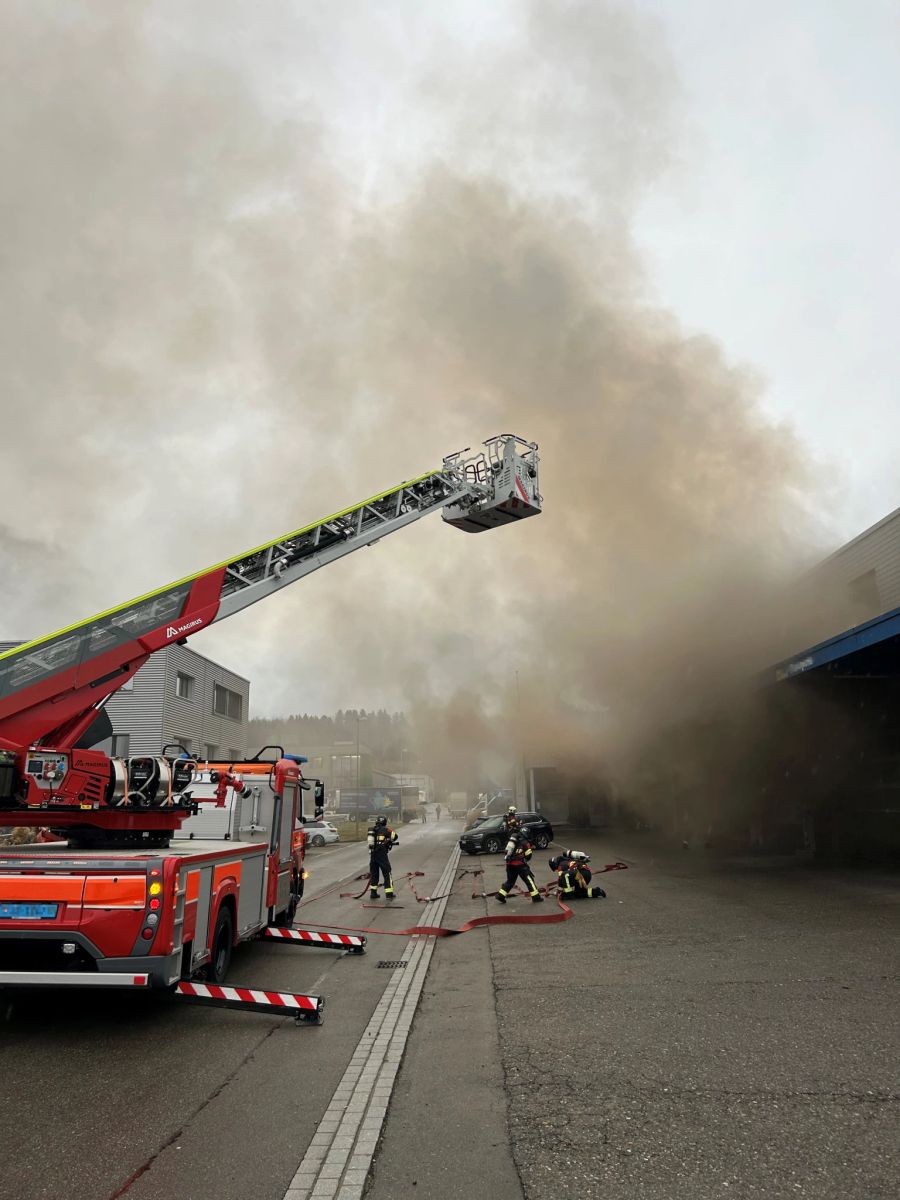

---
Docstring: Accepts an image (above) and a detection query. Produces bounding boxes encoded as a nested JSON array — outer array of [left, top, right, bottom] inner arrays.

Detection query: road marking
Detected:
[[282, 844, 461, 1200]]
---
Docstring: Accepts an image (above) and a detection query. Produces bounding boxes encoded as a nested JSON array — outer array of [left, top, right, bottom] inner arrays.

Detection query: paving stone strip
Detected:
[[283, 845, 462, 1200]]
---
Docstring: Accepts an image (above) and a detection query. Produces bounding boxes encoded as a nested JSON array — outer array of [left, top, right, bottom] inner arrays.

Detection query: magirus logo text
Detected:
[[165, 619, 203, 638]]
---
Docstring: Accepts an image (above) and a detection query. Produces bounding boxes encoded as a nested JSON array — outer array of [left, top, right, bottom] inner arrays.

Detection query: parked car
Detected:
[[302, 819, 340, 847], [459, 813, 553, 855]]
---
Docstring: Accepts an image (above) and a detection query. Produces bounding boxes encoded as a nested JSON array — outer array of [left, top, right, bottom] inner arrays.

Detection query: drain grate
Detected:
[[376, 960, 408, 969]]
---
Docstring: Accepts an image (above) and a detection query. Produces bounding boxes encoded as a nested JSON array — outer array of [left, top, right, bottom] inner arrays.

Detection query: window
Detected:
[[205, 744, 219, 761], [175, 736, 193, 752], [111, 734, 130, 758], [175, 672, 195, 701], [213, 684, 243, 721]]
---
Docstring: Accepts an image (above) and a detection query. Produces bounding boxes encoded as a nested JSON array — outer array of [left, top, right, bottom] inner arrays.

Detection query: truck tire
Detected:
[[210, 905, 234, 984], [273, 893, 298, 927]]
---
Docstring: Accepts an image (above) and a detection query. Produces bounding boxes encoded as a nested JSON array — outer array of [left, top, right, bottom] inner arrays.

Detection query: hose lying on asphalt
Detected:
[[294, 863, 629, 938]]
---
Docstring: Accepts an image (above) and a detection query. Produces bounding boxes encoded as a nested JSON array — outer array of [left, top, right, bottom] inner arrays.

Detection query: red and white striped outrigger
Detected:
[[173, 980, 325, 1024], [263, 927, 366, 954]]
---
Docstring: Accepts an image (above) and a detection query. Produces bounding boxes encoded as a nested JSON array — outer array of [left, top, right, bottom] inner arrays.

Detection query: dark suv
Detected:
[[458, 813, 553, 856]]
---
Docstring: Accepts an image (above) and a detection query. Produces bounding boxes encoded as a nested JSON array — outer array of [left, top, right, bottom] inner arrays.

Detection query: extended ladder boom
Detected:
[[0, 435, 540, 764]]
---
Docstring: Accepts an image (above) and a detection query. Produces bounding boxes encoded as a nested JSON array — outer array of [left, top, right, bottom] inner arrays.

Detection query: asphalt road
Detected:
[[371, 833, 899, 1200], [3, 826, 896, 1200], [0, 820, 456, 1200]]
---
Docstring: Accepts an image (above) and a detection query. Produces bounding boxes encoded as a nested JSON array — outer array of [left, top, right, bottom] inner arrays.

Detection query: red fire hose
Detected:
[[295, 862, 629, 938]]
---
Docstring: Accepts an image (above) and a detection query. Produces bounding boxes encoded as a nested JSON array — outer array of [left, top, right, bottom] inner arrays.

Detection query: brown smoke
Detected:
[[0, 3, 843, 813]]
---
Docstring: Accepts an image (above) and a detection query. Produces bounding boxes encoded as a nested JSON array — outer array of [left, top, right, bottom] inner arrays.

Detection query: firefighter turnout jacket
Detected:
[[550, 849, 605, 899], [505, 831, 533, 867], [367, 825, 399, 854], [497, 829, 542, 903]]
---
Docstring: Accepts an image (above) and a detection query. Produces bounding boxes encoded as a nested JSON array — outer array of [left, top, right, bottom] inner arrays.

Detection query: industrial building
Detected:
[[758, 507, 900, 857], [528, 502, 900, 856], [682, 503, 900, 857], [101, 643, 249, 760], [300, 743, 374, 794]]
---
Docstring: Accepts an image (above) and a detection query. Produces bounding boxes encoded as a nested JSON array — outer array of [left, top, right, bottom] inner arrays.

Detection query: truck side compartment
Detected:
[[0, 840, 270, 986]]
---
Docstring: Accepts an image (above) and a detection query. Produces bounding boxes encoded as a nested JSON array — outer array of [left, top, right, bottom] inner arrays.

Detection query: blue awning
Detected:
[[768, 604, 900, 684]]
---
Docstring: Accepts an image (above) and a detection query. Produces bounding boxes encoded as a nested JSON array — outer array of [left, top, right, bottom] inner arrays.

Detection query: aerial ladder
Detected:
[[0, 434, 541, 847]]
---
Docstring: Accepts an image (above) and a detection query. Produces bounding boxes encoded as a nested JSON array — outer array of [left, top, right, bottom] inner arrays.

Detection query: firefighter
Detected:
[[367, 814, 399, 899], [549, 849, 606, 899], [496, 825, 543, 904], [500, 805, 519, 836]]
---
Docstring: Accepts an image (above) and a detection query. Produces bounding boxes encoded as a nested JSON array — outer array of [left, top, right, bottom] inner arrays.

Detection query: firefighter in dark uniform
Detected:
[[549, 849, 606, 899], [500, 805, 520, 841], [367, 814, 399, 899], [496, 824, 543, 904]]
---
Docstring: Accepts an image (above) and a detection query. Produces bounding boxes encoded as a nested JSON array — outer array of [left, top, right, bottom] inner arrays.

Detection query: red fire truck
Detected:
[[0, 435, 542, 1017]]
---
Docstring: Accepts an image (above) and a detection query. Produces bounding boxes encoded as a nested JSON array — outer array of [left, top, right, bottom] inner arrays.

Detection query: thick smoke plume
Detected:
[[0, 2, 842, 813]]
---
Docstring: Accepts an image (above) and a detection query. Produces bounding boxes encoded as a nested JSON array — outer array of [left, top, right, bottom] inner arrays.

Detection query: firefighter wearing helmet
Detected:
[[497, 824, 543, 904], [501, 804, 519, 836], [367, 813, 399, 899], [549, 848, 606, 899]]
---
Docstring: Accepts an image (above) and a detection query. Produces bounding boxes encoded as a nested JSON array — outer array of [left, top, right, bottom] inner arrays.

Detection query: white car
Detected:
[[302, 819, 340, 847]]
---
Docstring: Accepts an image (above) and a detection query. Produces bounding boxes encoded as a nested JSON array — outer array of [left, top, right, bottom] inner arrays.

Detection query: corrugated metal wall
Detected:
[[160, 644, 249, 759], [104, 654, 167, 755], [813, 505, 900, 616]]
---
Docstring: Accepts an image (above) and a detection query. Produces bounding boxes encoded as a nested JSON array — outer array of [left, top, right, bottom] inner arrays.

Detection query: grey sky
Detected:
[[635, 0, 900, 536]]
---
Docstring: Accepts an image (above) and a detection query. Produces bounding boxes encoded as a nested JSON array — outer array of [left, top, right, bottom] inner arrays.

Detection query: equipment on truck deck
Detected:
[[0, 434, 541, 845], [0, 752, 311, 987]]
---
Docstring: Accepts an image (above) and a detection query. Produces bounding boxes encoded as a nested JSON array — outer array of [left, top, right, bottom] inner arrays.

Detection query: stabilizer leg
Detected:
[[264, 927, 366, 954], [172, 981, 325, 1024]]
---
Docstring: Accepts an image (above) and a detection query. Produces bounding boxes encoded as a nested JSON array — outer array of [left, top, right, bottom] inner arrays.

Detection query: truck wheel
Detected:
[[274, 892, 298, 927], [210, 905, 234, 984]]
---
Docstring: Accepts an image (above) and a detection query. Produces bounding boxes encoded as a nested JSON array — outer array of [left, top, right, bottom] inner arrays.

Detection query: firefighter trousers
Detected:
[[558, 869, 605, 899], [499, 863, 539, 898], [369, 854, 394, 893]]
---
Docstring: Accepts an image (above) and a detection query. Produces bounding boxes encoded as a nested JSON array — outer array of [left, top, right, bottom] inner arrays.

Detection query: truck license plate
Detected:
[[0, 902, 59, 920]]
